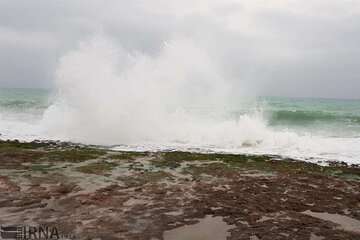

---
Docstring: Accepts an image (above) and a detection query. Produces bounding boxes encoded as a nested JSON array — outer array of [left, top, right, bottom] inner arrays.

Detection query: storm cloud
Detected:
[[0, 0, 359, 99]]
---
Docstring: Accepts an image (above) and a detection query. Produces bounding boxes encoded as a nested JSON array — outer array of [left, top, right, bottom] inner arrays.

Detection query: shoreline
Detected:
[[0, 139, 359, 239], [2, 138, 360, 167]]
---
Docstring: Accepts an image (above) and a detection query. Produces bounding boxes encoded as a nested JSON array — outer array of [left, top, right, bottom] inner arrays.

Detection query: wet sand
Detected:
[[0, 140, 359, 240]]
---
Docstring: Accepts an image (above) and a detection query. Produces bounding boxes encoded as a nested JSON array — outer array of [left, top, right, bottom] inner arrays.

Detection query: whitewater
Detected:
[[1, 36, 360, 165]]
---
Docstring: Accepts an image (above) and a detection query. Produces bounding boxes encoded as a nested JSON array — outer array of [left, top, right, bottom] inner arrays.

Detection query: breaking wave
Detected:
[[269, 110, 360, 125], [1, 35, 360, 165]]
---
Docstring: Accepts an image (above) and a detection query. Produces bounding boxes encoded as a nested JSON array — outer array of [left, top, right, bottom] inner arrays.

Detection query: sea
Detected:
[[1, 88, 360, 165]]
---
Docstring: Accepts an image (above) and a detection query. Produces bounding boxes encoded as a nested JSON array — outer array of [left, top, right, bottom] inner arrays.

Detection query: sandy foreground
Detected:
[[0, 140, 359, 240]]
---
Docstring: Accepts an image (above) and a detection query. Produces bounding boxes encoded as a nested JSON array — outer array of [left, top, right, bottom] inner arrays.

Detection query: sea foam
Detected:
[[1, 35, 360, 165]]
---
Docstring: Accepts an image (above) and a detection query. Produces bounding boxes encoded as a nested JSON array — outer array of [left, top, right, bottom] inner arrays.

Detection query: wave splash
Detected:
[[1, 35, 360, 164], [43, 35, 235, 145]]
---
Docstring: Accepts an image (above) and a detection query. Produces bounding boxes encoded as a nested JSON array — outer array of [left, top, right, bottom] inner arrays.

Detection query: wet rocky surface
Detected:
[[0, 140, 359, 240]]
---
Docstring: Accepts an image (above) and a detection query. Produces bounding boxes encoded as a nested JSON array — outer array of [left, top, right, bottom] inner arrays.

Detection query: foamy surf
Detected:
[[1, 35, 360, 165], [1, 103, 360, 165]]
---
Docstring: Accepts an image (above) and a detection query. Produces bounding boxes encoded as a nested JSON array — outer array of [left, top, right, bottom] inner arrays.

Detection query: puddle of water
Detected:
[[310, 233, 325, 240], [123, 198, 149, 207], [257, 216, 272, 222], [241, 171, 275, 178], [257, 212, 284, 223], [165, 210, 184, 216], [302, 210, 360, 234], [163, 215, 234, 240], [249, 236, 260, 240]]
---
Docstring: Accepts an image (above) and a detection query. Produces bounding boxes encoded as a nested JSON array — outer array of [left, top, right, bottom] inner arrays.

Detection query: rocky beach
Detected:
[[0, 140, 359, 240]]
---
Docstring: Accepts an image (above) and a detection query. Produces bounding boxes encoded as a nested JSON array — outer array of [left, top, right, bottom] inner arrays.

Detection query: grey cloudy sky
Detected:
[[0, 0, 360, 99]]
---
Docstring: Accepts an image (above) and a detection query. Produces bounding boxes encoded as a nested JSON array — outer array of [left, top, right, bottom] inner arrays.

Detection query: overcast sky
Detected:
[[0, 0, 360, 99]]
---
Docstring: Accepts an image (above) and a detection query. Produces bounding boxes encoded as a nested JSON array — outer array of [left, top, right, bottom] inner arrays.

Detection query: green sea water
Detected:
[[1, 88, 360, 135], [262, 96, 360, 137], [1, 88, 360, 133], [0, 88, 360, 164], [0, 88, 50, 113]]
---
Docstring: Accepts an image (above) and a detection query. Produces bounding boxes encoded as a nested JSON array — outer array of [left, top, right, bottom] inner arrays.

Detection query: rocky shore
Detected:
[[0, 140, 359, 240]]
